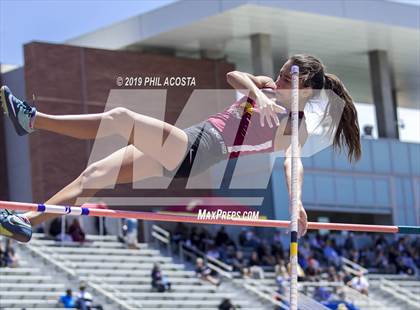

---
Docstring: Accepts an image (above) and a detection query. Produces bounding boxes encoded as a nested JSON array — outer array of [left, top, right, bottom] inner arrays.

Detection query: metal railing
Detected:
[[88, 281, 137, 310], [342, 257, 368, 275], [299, 280, 385, 308], [243, 281, 287, 308], [178, 241, 233, 279], [26, 243, 76, 277], [240, 278, 288, 308], [299, 281, 343, 296], [151, 224, 171, 254], [379, 278, 420, 308], [148, 224, 234, 279], [23, 239, 134, 310]]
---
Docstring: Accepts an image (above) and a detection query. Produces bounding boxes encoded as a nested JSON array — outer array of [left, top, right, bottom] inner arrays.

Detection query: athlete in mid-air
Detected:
[[0, 54, 361, 243]]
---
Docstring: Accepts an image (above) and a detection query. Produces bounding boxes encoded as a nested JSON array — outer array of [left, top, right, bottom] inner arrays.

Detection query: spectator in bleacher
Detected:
[[49, 217, 73, 242], [305, 256, 321, 281], [76, 283, 93, 310], [238, 228, 247, 247], [218, 298, 236, 310], [343, 232, 356, 252], [59, 289, 76, 308], [219, 243, 235, 263], [309, 233, 323, 250], [94, 217, 107, 236], [206, 245, 221, 260], [412, 239, 420, 273], [248, 251, 264, 279], [397, 251, 417, 275], [151, 263, 172, 292], [348, 248, 360, 265], [195, 257, 221, 286], [4, 246, 19, 268], [274, 261, 289, 294], [272, 229, 282, 244], [49, 217, 64, 239], [313, 286, 332, 303], [324, 239, 341, 267], [76, 282, 103, 310], [347, 271, 369, 296], [327, 266, 341, 282], [4, 239, 19, 268], [398, 236, 409, 252], [299, 241, 311, 260], [189, 226, 210, 252], [232, 251, 247, 277], [0, 242, 6, 267], [374, 233, 387, 248], [239, 228, 260, 248], [69, 219, 85, 243], [372, 248, 390, 273], [215, 226, 229, 247], [122, 218, 139, 249], [244, 229, 260, 248], [272, 231, 285, 260], [199, 227, 211, 251], [257, 239, 275, 266], [172, 222, 188, 245]]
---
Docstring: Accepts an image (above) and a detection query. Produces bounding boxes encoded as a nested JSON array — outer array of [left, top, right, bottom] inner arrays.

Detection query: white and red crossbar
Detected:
[[1, 200, 419, 234]]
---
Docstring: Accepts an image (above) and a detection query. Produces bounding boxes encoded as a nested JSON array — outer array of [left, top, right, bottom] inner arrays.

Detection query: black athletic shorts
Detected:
[[163, 121, 228, 179]]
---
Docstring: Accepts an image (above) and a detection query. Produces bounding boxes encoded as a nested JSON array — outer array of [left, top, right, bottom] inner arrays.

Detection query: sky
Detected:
[[1, 0, 419, 65], [389, 0, 420, 4], [0, 0, 176, 65]]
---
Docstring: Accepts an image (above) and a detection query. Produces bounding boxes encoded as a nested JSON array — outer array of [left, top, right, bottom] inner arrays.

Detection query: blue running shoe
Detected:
[[0, 85, 36, 136], [0, 209, 32, 243]]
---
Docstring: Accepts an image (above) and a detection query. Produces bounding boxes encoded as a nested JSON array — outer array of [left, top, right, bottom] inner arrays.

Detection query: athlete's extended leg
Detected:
[[1, 85, 188, 172], [26, 145, 164, 226], [0, 145, 166, 241]]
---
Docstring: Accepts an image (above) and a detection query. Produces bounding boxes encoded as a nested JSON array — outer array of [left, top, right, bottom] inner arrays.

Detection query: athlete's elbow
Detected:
[[226, 70, 240, 78], [226, 71, 243, 83]]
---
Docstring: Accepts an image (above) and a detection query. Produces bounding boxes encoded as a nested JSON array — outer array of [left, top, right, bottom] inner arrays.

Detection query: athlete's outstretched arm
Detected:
[[284, 146, 308, 237], [226, 71, 276, 97], [226, 71, 285, 127]]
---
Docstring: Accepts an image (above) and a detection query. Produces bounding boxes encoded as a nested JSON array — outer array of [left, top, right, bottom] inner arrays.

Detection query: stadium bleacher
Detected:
[[1, 230, 419, 310], [368, 274, 420, 310], [0, 237, 76, 310], [5, 233, 266, 310]]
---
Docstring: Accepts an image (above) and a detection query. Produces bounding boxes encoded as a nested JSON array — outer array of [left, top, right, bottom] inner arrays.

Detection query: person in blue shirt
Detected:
[[59, 289, 75, 308], [122, 218, 139, 249]]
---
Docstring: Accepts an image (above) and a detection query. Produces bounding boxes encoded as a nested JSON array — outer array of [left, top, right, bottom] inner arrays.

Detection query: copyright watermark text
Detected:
[[116, 76, 196, 87]]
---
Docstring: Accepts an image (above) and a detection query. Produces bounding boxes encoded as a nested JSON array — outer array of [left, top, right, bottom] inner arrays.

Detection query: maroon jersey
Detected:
[[207, 96, 302, 158]]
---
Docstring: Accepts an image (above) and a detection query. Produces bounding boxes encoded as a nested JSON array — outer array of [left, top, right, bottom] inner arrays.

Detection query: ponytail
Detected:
[[324, 73, 361, 162], [288, 54, 361, 162]]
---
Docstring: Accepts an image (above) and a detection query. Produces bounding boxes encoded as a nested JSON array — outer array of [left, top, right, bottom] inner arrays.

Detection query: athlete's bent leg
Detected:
[[1, 86, 188, 172], [25, 145, 165, 227], [35, 108, 188, 171]]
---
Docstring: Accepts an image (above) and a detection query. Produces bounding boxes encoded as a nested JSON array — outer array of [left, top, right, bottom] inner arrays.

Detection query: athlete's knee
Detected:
[[160, 156, 183, 172], [80, 163, 102, 188]]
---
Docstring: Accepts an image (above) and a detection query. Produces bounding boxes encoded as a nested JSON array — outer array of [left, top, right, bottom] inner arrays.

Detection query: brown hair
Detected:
[[289, 54, 361, 162]]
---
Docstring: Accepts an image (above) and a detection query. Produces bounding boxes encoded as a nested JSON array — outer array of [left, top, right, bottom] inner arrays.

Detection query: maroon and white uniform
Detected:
[[207, 96, 296, 158], [165, 96, 304, 178]]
